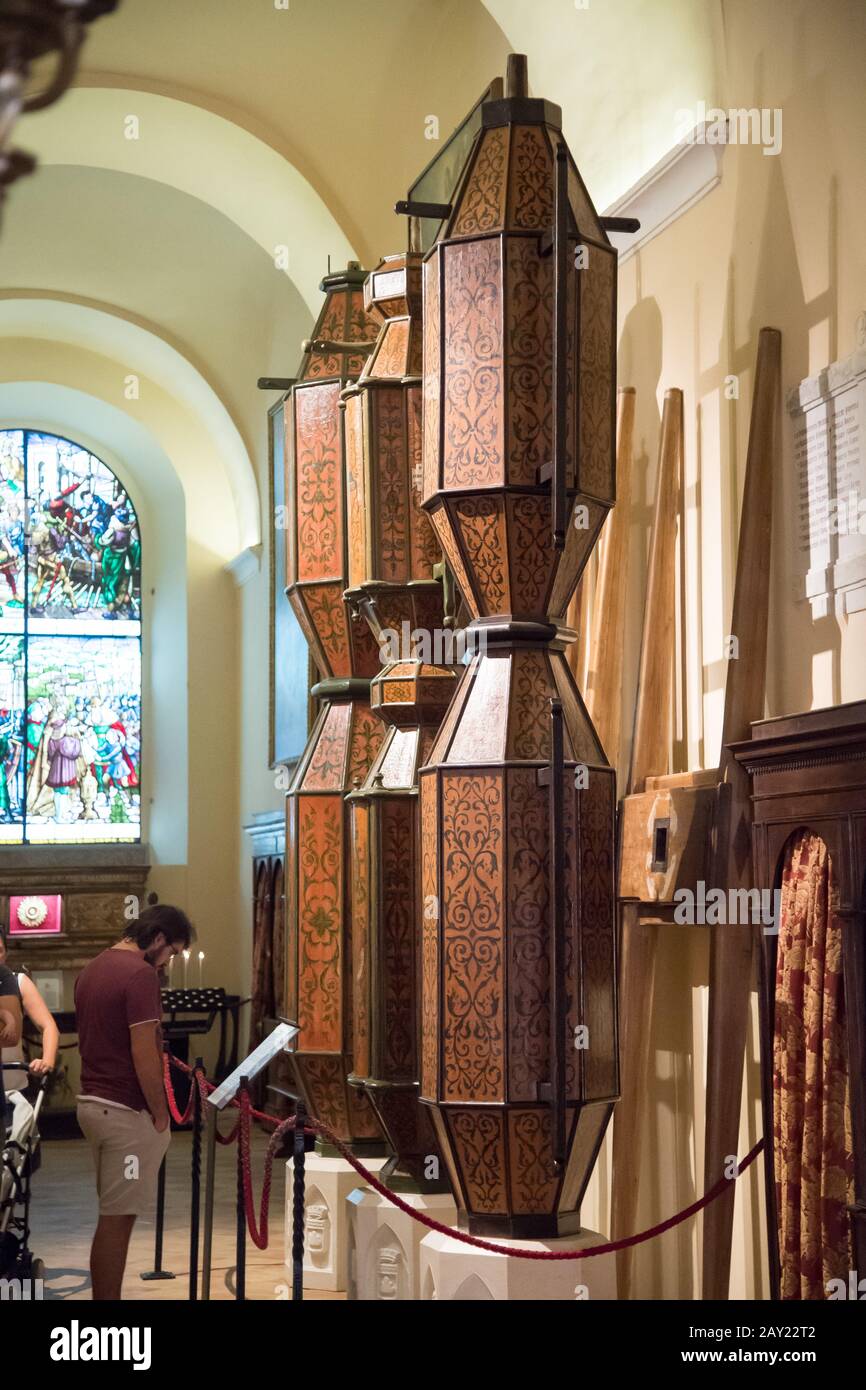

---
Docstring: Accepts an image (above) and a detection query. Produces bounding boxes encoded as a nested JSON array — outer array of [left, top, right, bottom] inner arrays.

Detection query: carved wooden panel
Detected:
[[442, 239, 504, 490], [419, 774, 439, 1098], [507, 125, 554, 230], [440, 771, 505, 1103], [380, 798, 416, 1078], [294, 383, 344, 583], [451, 125, 510, 236], [350, 801, 371, 1079], [449, 1108, 508, 1212], [296, 794, 343, 1052]]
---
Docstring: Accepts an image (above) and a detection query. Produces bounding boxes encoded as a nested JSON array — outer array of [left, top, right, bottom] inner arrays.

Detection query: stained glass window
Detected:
[[0, 430, 141, 844]]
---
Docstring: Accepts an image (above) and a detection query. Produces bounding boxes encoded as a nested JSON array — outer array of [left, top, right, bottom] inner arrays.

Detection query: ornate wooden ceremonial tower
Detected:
[[343, 248, 456, 1191], [418, 56, 620, 1237], [282, 264, 386, 1151]]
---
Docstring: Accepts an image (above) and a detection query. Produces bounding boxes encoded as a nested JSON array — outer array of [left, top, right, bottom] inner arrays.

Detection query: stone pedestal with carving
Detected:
[[346, 1186, 457, 1300], [284, 1154, 387, 1292], [419, 1227, 616, 1301]]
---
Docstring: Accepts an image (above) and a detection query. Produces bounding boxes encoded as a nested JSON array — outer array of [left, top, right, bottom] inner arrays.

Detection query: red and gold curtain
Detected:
[[774, 831, 853, 1299]]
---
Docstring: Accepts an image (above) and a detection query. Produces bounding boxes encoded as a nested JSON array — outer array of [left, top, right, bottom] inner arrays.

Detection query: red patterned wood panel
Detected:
[[297, 793, 343, 1052], [304, 293, 344, 381], [579, 769, 617, 1100], [420, 772, 439, 1099], [429, 503, 477, 619], [380, 798, 417, 1079], [406, 386, 440, 578], [452, 126, 510, 236], [372, 386, 410, 582], [295, 382, 344, 582], [348, 703, 386, 787], [346, 287, 375, 379], [506, 649, 551, 761], [442, 239, 504, 490], [287, 588, 325, 677], [284, 796, 298, 1021], [350, 608, 387, 679], [577, 245, 615, 501], [345, 391, 368, 590], [448, 1109, 508, 1213], [505, 235, 553, 486], [447, 651, 510, 764], [506, 493, 555, 618], [506, 767, 550, 1101], [296, 1056, 351, 1137], [452, 495, 509, 616], [371, 318, 410, 379], [422, 254, 441, 501], [302, 702, 351, 791], [441, 771, 505, 1102], [507, 125, 554, 230], [508, 1109, 560, 1213], [302, 582, 352, 678], [350, 801, 371, 1078]]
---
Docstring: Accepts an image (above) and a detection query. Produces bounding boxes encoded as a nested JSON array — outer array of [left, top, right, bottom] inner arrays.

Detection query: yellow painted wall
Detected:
[[602, 0, 866, 1298]]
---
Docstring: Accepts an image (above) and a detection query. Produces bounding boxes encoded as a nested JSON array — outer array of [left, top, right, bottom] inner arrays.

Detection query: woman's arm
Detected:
[[0, 990, 21, 1047], [19, 974, 59, 1071]]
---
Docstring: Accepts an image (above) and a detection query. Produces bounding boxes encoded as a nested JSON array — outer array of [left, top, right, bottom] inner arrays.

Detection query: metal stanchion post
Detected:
[[235, 1075, 249, 1302], [201, 1102, 217, 1301], [292, 1099, 306, 1302], [141, 1153, 175, 1281], [188, 1057, 203, 1301]]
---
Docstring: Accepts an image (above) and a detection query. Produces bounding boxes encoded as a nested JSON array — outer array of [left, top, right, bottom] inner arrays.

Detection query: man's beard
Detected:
[[143, 946, 162, 967]]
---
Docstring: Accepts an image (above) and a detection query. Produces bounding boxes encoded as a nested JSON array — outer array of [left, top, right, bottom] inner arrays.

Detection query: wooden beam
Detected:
[[611, 387, 682, 1298], [702, 327, 781, 1299]]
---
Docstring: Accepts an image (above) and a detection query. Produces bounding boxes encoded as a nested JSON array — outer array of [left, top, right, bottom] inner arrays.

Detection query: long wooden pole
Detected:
[[701, 327, 780, 1299], [611, 388, 682, 1298], [585, 387, 636, 760]]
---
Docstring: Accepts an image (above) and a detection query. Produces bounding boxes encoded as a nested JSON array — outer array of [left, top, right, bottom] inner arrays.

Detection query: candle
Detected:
[[198, 951, 204, 988], [183, 949, 190, 988]]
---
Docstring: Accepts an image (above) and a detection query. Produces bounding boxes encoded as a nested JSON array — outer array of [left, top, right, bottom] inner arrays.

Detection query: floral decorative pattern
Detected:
[[443, 240, 503, 490], [441, 772, 504, 1102], [774, 832, 853, 1300], [452, 126, 509, 236]]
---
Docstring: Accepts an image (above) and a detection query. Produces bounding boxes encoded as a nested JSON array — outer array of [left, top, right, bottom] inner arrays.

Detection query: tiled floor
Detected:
[[25, 1126, 344, 1302]]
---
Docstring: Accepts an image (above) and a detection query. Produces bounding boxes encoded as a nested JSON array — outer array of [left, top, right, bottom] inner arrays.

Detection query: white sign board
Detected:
[[207, 1021, 299, 1111], [788, 348, 866, 618]]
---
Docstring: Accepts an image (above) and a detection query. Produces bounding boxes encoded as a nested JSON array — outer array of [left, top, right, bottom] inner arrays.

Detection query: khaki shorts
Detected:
[[77, 1100, 171, 1217]]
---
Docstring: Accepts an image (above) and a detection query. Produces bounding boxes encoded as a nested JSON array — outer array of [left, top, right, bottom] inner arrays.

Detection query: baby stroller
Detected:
[[0, 1064, 48, 1285]]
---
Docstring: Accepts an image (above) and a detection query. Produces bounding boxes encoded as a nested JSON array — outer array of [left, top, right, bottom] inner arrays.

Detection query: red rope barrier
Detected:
[[162, 1052, 196, 1125], [301, 1115, 765, 1262], [164, 1049, 763, 1262]]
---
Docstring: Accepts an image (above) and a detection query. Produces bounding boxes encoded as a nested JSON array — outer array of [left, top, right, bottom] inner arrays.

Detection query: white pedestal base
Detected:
[[346, 1186, 458, 1300], [419, 1227, 616, 1301], [285, 1154, 387, 1292]]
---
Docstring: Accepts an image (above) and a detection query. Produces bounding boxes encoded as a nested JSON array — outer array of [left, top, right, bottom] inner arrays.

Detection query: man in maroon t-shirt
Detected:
[[75, 904, 193, 1300]]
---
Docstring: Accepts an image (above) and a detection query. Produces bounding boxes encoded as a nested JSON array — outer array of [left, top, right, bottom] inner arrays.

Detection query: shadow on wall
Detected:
[[616, 289, 663, 794], [607, 36, 847, 1296]]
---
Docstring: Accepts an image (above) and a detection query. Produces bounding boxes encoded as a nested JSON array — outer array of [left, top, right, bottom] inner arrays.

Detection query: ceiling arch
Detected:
[[23, 85, 358, 318], [0, 297, 260, 559]]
